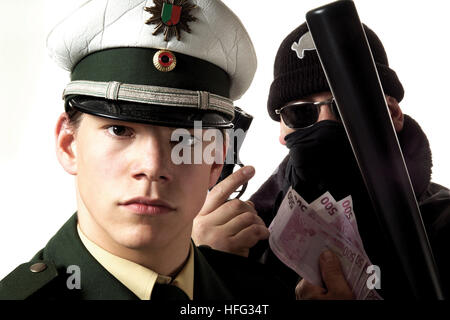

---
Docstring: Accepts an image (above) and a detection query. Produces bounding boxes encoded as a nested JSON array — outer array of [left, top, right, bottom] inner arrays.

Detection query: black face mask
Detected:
[[282, 117, 433, 299], [284, 120, 366, 202]]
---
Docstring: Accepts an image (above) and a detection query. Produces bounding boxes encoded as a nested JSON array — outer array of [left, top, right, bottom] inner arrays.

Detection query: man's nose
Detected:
[[318, 104, 339, 122], [130, 137, 173, 183]]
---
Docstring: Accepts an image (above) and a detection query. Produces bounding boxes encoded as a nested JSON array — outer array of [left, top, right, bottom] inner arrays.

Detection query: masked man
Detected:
[[193, 22, 450, 299]]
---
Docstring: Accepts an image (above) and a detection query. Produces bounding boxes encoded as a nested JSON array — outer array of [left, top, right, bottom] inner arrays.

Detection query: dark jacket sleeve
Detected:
[[419, 183, 450, 297], [249, 156, 289, 226], [198, 245, 294, 300], [248, 156, 289, 260]]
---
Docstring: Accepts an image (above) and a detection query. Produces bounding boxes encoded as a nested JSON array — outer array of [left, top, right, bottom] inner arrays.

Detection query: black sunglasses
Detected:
[[275, 98, 340, 129]]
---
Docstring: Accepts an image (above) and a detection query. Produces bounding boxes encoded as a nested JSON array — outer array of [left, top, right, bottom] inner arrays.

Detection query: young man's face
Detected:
[[58, 113, 223, 252]]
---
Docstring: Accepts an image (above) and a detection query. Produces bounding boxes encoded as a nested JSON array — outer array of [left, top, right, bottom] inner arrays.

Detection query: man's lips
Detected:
[[119, 197, 175, 215]]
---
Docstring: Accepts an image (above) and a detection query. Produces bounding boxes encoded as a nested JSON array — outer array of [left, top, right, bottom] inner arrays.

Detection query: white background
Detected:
[[0, 0, 449, 279]]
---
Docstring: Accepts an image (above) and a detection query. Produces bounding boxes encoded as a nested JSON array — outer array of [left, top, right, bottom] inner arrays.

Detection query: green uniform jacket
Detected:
[[0, 214, 292, 300]]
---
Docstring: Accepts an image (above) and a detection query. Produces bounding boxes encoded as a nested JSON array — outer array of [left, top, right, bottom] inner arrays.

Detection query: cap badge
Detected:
[[291, 31, 316, 59], [153, 50, 177, 72], [144, 0, 197, 41]]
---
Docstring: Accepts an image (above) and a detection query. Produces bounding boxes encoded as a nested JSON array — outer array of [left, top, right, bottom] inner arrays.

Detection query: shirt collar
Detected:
[[77, 224, 194, 300]]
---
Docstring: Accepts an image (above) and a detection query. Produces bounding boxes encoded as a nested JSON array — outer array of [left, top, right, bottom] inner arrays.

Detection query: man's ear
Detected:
[[386, 96, 404, 132], [55, 112, 78, 175]]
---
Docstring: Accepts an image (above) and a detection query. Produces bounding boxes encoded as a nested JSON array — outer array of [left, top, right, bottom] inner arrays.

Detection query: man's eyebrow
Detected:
[[96, 118, 137, 126]]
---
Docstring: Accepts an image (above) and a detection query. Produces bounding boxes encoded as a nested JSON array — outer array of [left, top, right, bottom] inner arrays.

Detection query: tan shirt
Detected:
[[77, 224, 194, 300]]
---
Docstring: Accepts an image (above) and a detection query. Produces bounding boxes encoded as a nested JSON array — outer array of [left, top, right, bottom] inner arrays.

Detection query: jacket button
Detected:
[[30, 262, 47, 273]]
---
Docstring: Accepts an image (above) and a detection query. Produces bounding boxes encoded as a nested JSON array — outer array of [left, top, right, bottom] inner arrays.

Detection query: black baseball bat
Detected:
[[306, 0, 444, 299]]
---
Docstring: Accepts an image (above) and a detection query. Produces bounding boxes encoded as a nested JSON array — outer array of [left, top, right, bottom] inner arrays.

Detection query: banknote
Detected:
[[269, 187, 382, 300], [269, 189, 366, 289], [310, 192, 365, 252], [336, 196, 365, 248]]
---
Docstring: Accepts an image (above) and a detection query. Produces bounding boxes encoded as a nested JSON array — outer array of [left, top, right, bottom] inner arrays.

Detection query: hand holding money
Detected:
[[296, 250, 354, 300], [269, 187, 382, 299]]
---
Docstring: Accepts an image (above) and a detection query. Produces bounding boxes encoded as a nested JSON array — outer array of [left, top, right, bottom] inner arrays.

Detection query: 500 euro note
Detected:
[[310, 192, 367, 256], [269, 187, 382, 299], [269, 188, 366, 289]]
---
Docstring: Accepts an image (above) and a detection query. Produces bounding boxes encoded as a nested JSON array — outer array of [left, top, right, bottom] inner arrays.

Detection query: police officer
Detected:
[[0, 0, 290, 300]]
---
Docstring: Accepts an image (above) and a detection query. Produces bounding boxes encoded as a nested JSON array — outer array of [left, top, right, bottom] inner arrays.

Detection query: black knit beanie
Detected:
[[268, 23, 404, 121]]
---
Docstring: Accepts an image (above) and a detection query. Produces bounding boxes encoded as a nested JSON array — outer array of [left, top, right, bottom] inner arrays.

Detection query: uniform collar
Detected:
[[42, 213, 233, 299], [77, 224, 194, 300]]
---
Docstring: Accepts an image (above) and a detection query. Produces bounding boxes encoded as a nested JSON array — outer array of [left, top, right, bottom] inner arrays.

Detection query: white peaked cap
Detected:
[[47, 0, 257, 101]]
